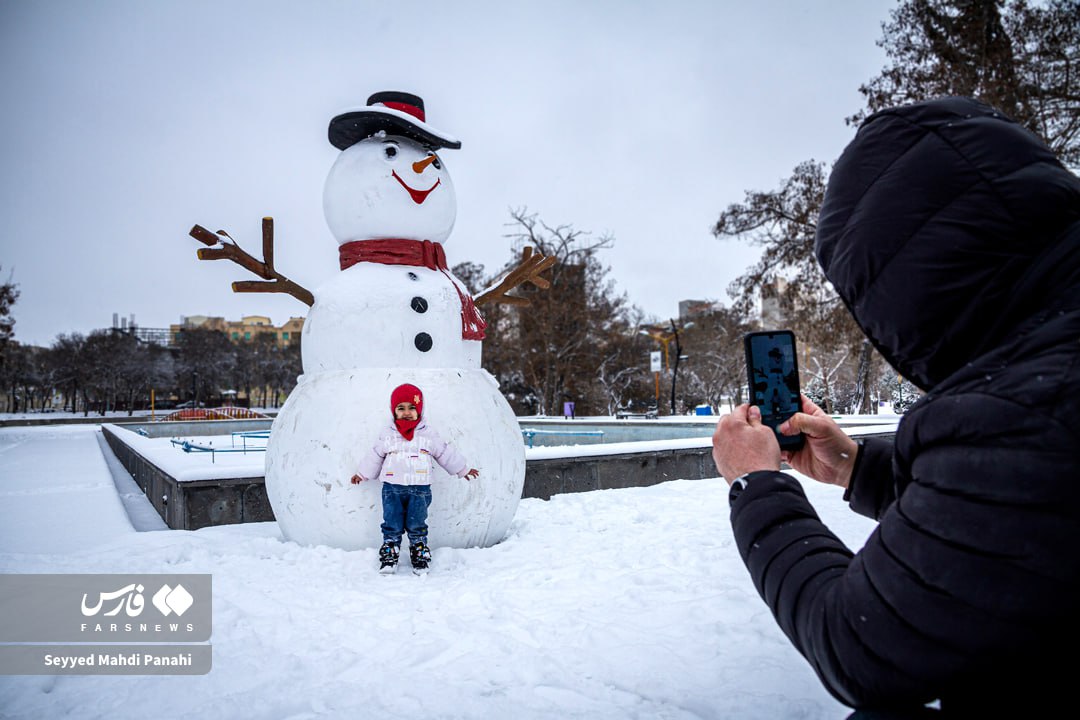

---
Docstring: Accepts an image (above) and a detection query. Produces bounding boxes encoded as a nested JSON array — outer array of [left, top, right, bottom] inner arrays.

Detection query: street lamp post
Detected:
[[641, 328, 669, 413], [192, 370, 199, 407], [669, 320, 681, 415], [642, 320, 691, 415], [668, 318, 694, 415]]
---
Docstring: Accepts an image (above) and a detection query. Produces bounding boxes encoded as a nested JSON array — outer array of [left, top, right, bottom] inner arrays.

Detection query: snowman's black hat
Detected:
[[328, 91, 462, 151]]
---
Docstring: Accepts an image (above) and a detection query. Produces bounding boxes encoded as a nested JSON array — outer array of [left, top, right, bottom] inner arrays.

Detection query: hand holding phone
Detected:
[[777, 393, 858, 488], [711, 402, 783, 482], [744, 330, 805, 451]]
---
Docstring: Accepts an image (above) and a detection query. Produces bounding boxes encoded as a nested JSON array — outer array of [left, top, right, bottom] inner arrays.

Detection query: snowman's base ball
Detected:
[[264, 367, 525, 550]]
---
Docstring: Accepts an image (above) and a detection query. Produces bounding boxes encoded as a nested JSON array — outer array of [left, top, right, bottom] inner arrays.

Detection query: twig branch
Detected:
[[474, 246, 557, 307], [188, 217, 314, 306]]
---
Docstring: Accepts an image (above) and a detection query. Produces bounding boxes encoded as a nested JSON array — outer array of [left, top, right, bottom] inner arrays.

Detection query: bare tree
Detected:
[[483, 208, 635, 416], [595, 309, 653, 415], [450, 261, 487, 296], [274, 339, 303, 408], [849, 338, 876, 415], [253, 332, 282, 407], [804, 347, 850, 415], [77, 330, 132, 416], [45, 333, 86, 413], [115, 338, 172, 415], [1, 343, 34, 413], [175, 327, 236, 407], [678, 305, 755, 411]]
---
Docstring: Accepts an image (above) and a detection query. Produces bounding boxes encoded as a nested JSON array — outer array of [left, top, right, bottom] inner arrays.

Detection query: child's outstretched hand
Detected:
[[350, 474, 366, 484], [464, 468, 480, 481]]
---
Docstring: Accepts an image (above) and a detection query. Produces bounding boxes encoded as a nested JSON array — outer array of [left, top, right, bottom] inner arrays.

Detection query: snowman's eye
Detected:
[[383, 145, 398, 160], [431, 156, 442, 170]]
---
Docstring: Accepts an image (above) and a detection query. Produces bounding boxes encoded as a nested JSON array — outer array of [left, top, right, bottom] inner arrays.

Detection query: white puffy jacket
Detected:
[[356, 421, 469, 486]]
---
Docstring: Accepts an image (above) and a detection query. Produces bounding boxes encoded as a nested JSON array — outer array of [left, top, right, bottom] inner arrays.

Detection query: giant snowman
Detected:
[[258, 91, 527, 550]]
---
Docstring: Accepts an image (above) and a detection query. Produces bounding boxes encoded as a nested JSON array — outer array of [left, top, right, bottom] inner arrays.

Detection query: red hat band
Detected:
[[376, 100, 426, 123]]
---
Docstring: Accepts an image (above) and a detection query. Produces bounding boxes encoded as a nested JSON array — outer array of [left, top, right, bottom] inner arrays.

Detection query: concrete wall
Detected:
[[102, 425, 273, 530], [102, 422, 897, 530], [522, 429, 899, 501], [524, 446, 716, 500]]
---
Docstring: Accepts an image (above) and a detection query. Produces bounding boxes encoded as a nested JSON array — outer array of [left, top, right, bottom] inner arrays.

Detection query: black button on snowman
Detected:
[[189, 91, 549, 550]]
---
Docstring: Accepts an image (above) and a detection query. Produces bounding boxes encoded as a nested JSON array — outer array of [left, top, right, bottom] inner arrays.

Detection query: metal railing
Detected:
[[521, 428, 605, 449]]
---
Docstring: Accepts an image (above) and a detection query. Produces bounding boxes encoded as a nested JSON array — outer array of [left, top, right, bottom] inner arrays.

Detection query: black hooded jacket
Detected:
[[729, 97, 1080, 714]]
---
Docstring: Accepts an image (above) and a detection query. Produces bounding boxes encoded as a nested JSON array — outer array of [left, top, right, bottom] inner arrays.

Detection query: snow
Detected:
[[0, 421, 878, 719], [0, 425, 136, 554], [102, 425, 269, 482]]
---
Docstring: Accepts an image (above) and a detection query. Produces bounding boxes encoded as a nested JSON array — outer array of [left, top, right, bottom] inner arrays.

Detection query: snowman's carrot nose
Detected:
[[412, 155, 438, 173]]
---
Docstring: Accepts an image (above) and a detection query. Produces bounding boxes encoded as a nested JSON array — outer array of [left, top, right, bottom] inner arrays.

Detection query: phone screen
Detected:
[[744, 330, 804, 450]]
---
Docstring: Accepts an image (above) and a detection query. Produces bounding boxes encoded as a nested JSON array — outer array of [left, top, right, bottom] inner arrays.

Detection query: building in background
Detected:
[[107, 313, 173, 347], [169, 315, 304, 346], [101, 313, 305, 348], [678, 299, 725, 322], [759, 278, 792, 329]]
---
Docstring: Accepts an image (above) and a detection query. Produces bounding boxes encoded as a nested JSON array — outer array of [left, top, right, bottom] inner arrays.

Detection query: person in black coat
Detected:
[[711, 96, 1080, 717]]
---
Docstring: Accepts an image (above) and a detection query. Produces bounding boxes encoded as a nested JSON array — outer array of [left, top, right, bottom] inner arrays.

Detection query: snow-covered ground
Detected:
[[0, 422, 877, 720]]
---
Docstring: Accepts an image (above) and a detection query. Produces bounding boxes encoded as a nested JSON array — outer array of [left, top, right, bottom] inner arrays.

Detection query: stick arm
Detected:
[[474, 246, 557, 307], [188, 217, 314, 306]]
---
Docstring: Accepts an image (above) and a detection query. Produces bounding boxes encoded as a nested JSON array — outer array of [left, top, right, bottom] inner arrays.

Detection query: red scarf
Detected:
[[339, 238, 486, 340], [390, 383, 423, 440]]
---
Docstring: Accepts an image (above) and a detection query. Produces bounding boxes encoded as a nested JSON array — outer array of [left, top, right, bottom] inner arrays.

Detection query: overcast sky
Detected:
[[1, 0, 896, 348]]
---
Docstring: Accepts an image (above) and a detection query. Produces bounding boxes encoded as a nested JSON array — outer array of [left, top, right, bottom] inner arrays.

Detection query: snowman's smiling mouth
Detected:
[[392, 170, 442, 205]]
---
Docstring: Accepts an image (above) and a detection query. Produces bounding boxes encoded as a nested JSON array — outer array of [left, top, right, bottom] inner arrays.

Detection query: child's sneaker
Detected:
[[409, 542, 431, 574], [378, 543, 400, 574]]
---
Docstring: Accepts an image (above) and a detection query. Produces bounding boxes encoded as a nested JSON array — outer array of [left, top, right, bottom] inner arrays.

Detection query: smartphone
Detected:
[[744, 330, 805, 451]]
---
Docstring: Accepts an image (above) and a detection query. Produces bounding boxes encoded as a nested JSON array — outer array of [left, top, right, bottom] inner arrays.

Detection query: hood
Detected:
[[815, 96, 1080, 390], [391, 383, 424, 440]]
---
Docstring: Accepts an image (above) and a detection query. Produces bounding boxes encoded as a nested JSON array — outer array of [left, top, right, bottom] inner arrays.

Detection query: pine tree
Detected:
[[0, 266, 18, 350], [853, 0, 1079, 166]]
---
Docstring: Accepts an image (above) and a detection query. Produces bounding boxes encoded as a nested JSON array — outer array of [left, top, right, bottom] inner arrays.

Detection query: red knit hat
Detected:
[[390, 383, 423, 440]]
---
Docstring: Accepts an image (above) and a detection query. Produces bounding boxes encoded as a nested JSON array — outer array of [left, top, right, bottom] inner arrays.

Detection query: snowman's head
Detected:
[[323, 134, 456, 245], [324, 91, 460, 246]]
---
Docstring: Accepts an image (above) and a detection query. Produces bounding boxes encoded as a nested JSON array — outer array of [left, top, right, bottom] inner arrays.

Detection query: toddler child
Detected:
[[351, 383, 478, 574]]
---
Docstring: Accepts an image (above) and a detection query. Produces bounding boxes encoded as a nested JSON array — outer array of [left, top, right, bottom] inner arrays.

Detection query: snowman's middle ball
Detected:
[[323, 135, 456, 246]]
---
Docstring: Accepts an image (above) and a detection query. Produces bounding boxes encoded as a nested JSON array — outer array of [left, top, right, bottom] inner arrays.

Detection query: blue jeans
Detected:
[[380, 483, 432, 546]]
